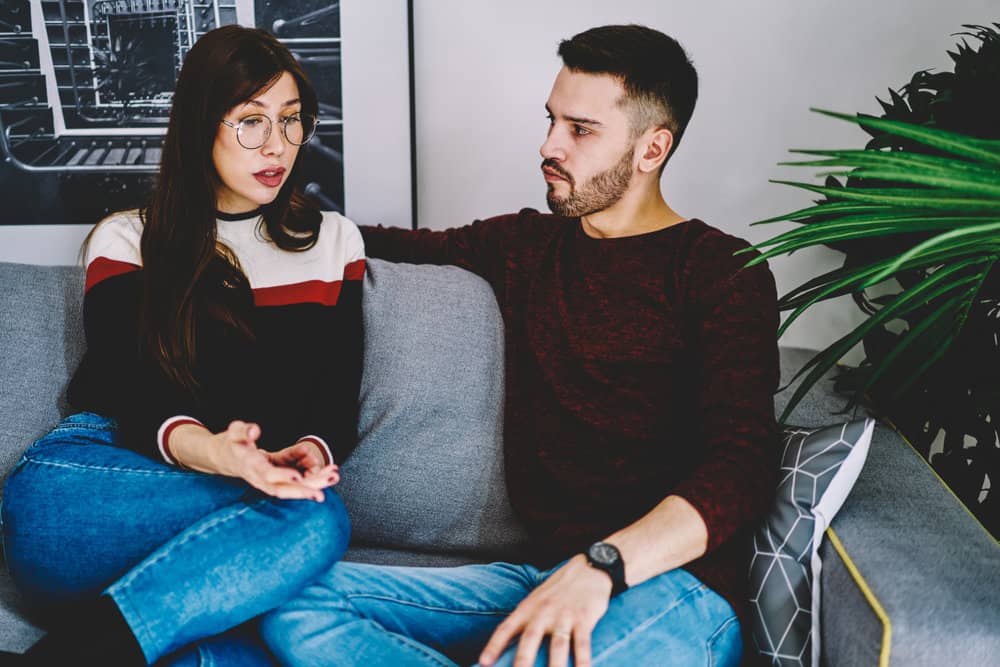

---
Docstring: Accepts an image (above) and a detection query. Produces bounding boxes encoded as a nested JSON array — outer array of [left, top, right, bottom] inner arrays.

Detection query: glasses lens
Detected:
[[284, 114, 317, 145], [238, 115, 270, 149]]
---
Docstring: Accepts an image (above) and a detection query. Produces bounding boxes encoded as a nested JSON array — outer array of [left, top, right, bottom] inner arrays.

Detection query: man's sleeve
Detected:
[[671, 238, 781, 554], [359, 213, 521, 283]]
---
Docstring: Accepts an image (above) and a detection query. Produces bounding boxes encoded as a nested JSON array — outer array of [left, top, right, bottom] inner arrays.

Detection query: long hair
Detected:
[[141, 25, 322, 391]]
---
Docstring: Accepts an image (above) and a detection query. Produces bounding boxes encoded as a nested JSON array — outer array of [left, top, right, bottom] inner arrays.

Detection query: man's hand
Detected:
[[479, 555, 612, 667]]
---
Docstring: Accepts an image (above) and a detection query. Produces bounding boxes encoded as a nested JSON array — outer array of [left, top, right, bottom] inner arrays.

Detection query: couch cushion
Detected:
[[337, 259, 531, 560], [750, 418, 875, 666], [0, 263, 86, 502]]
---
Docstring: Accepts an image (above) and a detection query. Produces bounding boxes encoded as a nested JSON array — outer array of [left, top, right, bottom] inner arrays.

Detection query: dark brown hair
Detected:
[[141, 25, 321, 391], [558, 25, 698, 162]]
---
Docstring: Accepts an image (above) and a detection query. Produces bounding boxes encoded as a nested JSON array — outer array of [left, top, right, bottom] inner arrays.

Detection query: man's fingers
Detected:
[[512, 622, 547, 667], [548, 626, 573, 667], [573, 627, 593, 667], [479, 615, 525, 666]]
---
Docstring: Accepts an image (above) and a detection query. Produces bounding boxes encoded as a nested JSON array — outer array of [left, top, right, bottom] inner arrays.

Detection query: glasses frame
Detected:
[[220, 113, 320, 150]]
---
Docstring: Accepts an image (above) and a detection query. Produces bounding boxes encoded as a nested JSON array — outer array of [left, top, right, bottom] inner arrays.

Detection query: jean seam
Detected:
[[706, 615, 740, 667], [345, 593, 517, 618], [592, 581, 706, 665], [107, 501, 260, 660], [18, 456, 190, 477]]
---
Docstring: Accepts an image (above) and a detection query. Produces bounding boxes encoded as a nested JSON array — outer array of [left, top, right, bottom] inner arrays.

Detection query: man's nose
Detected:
[[539, 128, 566, 161]]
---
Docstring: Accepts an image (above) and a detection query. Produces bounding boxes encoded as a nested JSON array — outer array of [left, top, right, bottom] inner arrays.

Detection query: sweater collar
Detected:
[[215, 207, 263, 222]]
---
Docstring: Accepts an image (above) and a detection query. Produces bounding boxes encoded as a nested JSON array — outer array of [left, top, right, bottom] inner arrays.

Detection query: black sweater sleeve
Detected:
[[68, 272, 198, 460]]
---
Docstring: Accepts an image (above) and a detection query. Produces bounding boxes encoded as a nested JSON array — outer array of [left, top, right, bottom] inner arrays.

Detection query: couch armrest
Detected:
[[818, 421, 1000, 666]]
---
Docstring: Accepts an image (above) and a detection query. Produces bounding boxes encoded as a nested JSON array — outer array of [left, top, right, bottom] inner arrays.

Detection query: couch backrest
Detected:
[[343, 259, 530, 558], [0, 263, 86, 498]]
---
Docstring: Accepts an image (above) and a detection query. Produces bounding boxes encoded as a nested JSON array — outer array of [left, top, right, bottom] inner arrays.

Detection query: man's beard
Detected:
[[544, 146, 634, 218]]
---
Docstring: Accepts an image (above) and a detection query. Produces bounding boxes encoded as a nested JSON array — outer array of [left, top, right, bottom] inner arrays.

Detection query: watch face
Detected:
[[588, 542, 619, 566]]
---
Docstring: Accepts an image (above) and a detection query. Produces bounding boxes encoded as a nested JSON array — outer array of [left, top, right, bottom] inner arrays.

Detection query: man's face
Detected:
[[540, 67, 636, 218]]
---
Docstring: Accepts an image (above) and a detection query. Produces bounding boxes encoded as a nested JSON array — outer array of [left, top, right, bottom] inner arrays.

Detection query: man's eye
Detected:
[[573, 125, 590, 136], [545, 113, 554, 125]]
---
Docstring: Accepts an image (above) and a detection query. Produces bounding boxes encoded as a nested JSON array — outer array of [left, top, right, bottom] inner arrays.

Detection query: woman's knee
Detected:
[[265, 489, 351, 564]]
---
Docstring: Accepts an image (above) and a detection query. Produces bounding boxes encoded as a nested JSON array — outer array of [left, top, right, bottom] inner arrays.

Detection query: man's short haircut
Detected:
[[558, 25, 698, 161]]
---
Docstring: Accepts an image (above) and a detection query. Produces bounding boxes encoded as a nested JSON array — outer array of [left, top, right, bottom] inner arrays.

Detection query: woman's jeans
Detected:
[[0, 413, 351, 665], [261, 561, 743, 667]]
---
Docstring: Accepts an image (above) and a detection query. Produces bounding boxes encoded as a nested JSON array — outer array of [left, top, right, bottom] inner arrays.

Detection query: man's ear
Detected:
[[637, 127, 674, 173]]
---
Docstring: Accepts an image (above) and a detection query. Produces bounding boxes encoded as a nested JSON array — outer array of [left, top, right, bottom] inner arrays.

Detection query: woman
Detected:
[[0, 25, 364, 665]]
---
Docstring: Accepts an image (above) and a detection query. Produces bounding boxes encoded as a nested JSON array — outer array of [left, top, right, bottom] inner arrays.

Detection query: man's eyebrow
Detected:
[[545, 105, 603, 127]]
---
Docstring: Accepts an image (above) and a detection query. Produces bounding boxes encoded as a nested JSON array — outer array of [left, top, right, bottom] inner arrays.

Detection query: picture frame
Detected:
[[0, 0, 415, 264]]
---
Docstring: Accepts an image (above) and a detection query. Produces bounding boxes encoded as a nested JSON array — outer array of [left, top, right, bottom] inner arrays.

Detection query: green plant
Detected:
[[748, 24, 1000, 536]]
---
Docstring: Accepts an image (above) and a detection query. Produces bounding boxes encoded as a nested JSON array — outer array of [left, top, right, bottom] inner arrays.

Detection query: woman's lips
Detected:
[[254, 167, 285, 188]]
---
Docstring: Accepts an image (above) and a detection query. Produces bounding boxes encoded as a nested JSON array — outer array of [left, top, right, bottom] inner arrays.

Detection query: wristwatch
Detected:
[[585, 541, 628, 597]]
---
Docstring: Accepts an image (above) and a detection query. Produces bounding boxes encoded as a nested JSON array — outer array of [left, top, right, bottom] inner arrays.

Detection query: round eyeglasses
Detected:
[[220, 113, 319, 149]]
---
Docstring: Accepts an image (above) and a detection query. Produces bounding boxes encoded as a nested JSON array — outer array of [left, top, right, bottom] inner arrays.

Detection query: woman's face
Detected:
[[213, 71, 302, 214]]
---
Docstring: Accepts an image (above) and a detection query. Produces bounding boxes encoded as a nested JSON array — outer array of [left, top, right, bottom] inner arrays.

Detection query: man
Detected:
[[262, 24, 779, 667]]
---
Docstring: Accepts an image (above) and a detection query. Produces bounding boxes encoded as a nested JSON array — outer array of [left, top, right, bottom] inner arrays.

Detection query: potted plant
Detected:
[[748, 23, 1000, 536]]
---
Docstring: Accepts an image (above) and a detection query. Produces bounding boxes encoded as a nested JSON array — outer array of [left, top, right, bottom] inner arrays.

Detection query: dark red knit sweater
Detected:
[[360, 209, 780, 621]]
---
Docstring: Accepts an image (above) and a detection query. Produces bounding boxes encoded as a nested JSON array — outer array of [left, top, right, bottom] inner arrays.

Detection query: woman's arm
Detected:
[[168, 421, 336, 501]]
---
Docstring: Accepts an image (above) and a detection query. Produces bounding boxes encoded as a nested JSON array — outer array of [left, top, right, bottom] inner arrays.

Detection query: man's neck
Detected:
[[579, 187, 686, 239]]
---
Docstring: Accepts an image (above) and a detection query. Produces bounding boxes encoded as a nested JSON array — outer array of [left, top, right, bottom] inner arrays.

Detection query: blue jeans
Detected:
[[260, 560, 742, 666], [0, 412, 351, 665]]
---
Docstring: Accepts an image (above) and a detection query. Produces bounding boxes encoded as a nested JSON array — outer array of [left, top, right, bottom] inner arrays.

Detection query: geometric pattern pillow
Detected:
[[750, 418, 875, 666]]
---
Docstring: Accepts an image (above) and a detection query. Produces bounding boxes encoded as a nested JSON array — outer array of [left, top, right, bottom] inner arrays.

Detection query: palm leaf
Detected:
[[779, 259, 989, 422], [812, 109, 1000, 166], [862, 221, 1000, 286], [771, 180, 1000, 211]]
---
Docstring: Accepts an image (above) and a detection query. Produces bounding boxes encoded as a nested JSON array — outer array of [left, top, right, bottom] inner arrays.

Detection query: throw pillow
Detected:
[[750, 418, 875, 666]]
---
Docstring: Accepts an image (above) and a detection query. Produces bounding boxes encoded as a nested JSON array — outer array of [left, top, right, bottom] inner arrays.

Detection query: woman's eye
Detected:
[[241, 117, 263, 127], [283, 115, 302, 126]]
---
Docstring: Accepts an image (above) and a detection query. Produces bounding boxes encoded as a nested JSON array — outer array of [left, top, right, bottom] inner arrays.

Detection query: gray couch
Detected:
[[1, 259, 998, 665]]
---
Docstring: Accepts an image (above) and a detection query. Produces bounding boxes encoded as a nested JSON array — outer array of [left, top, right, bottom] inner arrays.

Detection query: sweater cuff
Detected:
[[157, 416, 205, 466], [297, 435, 334, 466]]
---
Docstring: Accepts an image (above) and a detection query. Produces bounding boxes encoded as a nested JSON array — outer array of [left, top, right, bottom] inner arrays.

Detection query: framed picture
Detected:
[[0, 0, 415, 264]]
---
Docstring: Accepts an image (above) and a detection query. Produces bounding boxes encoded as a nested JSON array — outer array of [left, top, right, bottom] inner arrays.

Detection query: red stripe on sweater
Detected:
[[253, 280, 343, 306], [85, 257, 140, 292], [344, 259, 366, 281]]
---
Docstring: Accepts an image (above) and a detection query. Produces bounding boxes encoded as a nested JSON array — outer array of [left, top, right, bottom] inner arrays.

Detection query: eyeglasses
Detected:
[[220, 113, 319, 149]]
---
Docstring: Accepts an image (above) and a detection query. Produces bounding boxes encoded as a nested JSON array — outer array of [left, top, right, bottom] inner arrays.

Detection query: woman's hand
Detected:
[[267, 440, 341, 488], [169, 421, 337, 501]]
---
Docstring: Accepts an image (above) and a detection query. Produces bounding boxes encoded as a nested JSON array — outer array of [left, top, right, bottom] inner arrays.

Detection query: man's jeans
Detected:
[[260, 560, 743, 666], [0, 412, 351, 665]]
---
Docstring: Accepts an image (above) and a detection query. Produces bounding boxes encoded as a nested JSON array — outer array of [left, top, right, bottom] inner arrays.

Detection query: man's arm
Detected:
[[480, 241, 781, 667], [479, 495, 708, 667], [360, 212, 527, 282]]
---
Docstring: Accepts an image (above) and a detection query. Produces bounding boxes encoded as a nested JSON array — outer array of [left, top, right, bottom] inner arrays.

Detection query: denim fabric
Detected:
[[1, 413, 351, 664], [260, 561, 742, 667]]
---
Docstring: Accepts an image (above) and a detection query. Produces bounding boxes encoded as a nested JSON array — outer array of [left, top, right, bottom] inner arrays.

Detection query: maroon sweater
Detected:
[[360, 209, 780, 620]]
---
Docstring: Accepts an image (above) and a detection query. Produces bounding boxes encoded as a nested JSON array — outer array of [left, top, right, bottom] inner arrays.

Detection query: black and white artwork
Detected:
[[0, 1, 411, 234]]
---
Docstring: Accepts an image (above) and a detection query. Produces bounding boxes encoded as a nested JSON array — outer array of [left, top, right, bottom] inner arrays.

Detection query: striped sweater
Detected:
[[68, 208, 365, 465]]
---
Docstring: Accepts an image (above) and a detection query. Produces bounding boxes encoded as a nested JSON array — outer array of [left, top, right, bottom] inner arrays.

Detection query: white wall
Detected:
[[411, 0, 997, 353]]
